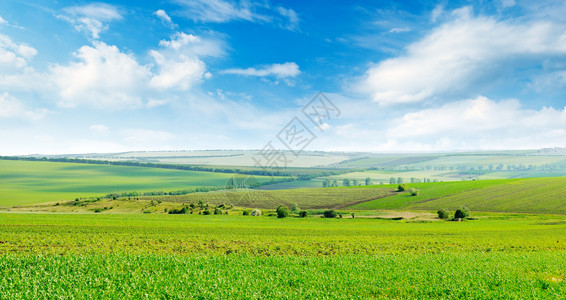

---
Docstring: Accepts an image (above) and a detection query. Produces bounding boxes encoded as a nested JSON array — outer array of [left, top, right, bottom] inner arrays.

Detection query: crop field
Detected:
[[0, 213, 565, 298], [134, 185, 396, 209], [350, 177, 566, 214], [0, 160, 280, 207]]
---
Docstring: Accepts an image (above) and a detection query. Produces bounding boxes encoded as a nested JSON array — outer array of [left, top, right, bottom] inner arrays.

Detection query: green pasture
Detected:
[[0, 160, 278, 207], [0, 213, 565, 298]]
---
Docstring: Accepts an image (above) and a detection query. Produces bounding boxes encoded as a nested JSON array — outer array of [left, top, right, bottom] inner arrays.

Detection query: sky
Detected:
[[1, 0, 566, 155]]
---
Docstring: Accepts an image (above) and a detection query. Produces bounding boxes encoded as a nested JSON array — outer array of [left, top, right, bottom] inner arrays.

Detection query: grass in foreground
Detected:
[[0, 213, 565, 298]]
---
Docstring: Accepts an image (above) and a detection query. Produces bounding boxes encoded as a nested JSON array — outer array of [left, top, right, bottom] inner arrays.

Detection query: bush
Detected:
[[454, 206, 470, 219], [298, 211, 308, 218], [437, 208, 450, 220], [276, 205, 289, 218], [397, 184, 408, 192], [409, 188, 419, 196], [202, 210, 211, 215], [214, 208, 222, 215], [168, 207, 189, 214], [323, 210, 337, 218], [291, 203, 300, 212], [242, 210, 250, 216], [251, 209, 262, 216], [93, 208, 102, 213]]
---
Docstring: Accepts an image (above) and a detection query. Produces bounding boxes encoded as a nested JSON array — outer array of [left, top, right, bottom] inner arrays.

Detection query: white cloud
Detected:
[[0, 93, 47, 120], [51, 41, 151, 109], [121, 129, 176, 145], [388, 27, 410, 33], [277, 7, 299, 30], [89, 124, 109, 133], [174, 0, 260, 23], [0, 34, 45, 91], [221, 62, 300, 78], [154, 9, 176, 28], [174, 0, 299, 30], [359, 7, 566, 106], [0, 16, 7, 25], [431, 5, 444, 22], [149, 32, 224, 90], [385, 96, 566, 150], [59, 3, 122, 39]]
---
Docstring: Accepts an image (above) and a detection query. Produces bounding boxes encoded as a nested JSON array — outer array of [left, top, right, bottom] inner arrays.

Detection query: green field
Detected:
[[0, 160, 280, 207], [350, 177, 566, 214], [0, 213, 565, 298]]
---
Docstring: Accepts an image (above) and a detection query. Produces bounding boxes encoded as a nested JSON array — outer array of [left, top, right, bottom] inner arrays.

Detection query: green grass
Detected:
[[350, 177, 566, 214], [0, 213, 565, 298], [0, 160, 280, 207]]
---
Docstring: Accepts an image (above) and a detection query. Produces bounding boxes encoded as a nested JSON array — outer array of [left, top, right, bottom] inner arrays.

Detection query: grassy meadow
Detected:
[[0, 160, 281, 207], [0, 213, 565, 298]]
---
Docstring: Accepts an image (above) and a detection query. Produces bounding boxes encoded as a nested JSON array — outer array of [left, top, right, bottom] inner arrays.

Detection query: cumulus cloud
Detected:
[[51, 41, 151, 109], [154, 9, 176, 28], [59, 3, 122, 39], [0, 93, 47, 120], [149, 32, 224, 90], [0, 34, 45, 91], [385, 96, 566, 150], [359, 7, 566, 105], [221, 62, 300, 78], [0, 16, 7, 25]]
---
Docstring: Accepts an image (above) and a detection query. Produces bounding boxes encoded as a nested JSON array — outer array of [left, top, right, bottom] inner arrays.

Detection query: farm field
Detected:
[[0, 160, 282, 207], [0, 213, 565, 298], [350, 177, 566, 214]]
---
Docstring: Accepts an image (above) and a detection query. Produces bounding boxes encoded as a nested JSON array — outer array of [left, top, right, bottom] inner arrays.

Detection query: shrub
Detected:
[[291, 203, 300, 211], [437, 208, 450, 220], [143, 210, 151, 214], [298, 211, 308, 218], [202, 210, 211, 215], [251, 209, 262, 216], [93, 208, 102, 213], [168, 207, 189, 214], [214, 208, 222, 215], [242, 210, 250, 216], [323, 210, 337, 218], [276, 205, 289, 218], [454, 206, 470, 219], [397, 184, 408, 192], [409, 188, 419, 196]]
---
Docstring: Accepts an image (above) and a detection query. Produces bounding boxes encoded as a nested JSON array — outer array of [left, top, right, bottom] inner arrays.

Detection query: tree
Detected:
[[343, 179, 350, 187], [397, 177, 403, 184], [332, 179, 338, 187], [397, 184, 408, 192], [251, 209, 262, 216], [454, 206, 470, 219], [298, 211, 308, 218], [389, 177, 396, 185], [322, 179, 330, 188], [437, 209, 450, 220], [352, 179, 359, 186], [323, 210, 337, 218], [276, 205, 289, 218], [365, 177, 372, 186]]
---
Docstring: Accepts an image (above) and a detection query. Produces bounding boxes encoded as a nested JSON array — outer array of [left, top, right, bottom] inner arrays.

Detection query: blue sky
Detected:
[[1, 0, 566, 155]]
